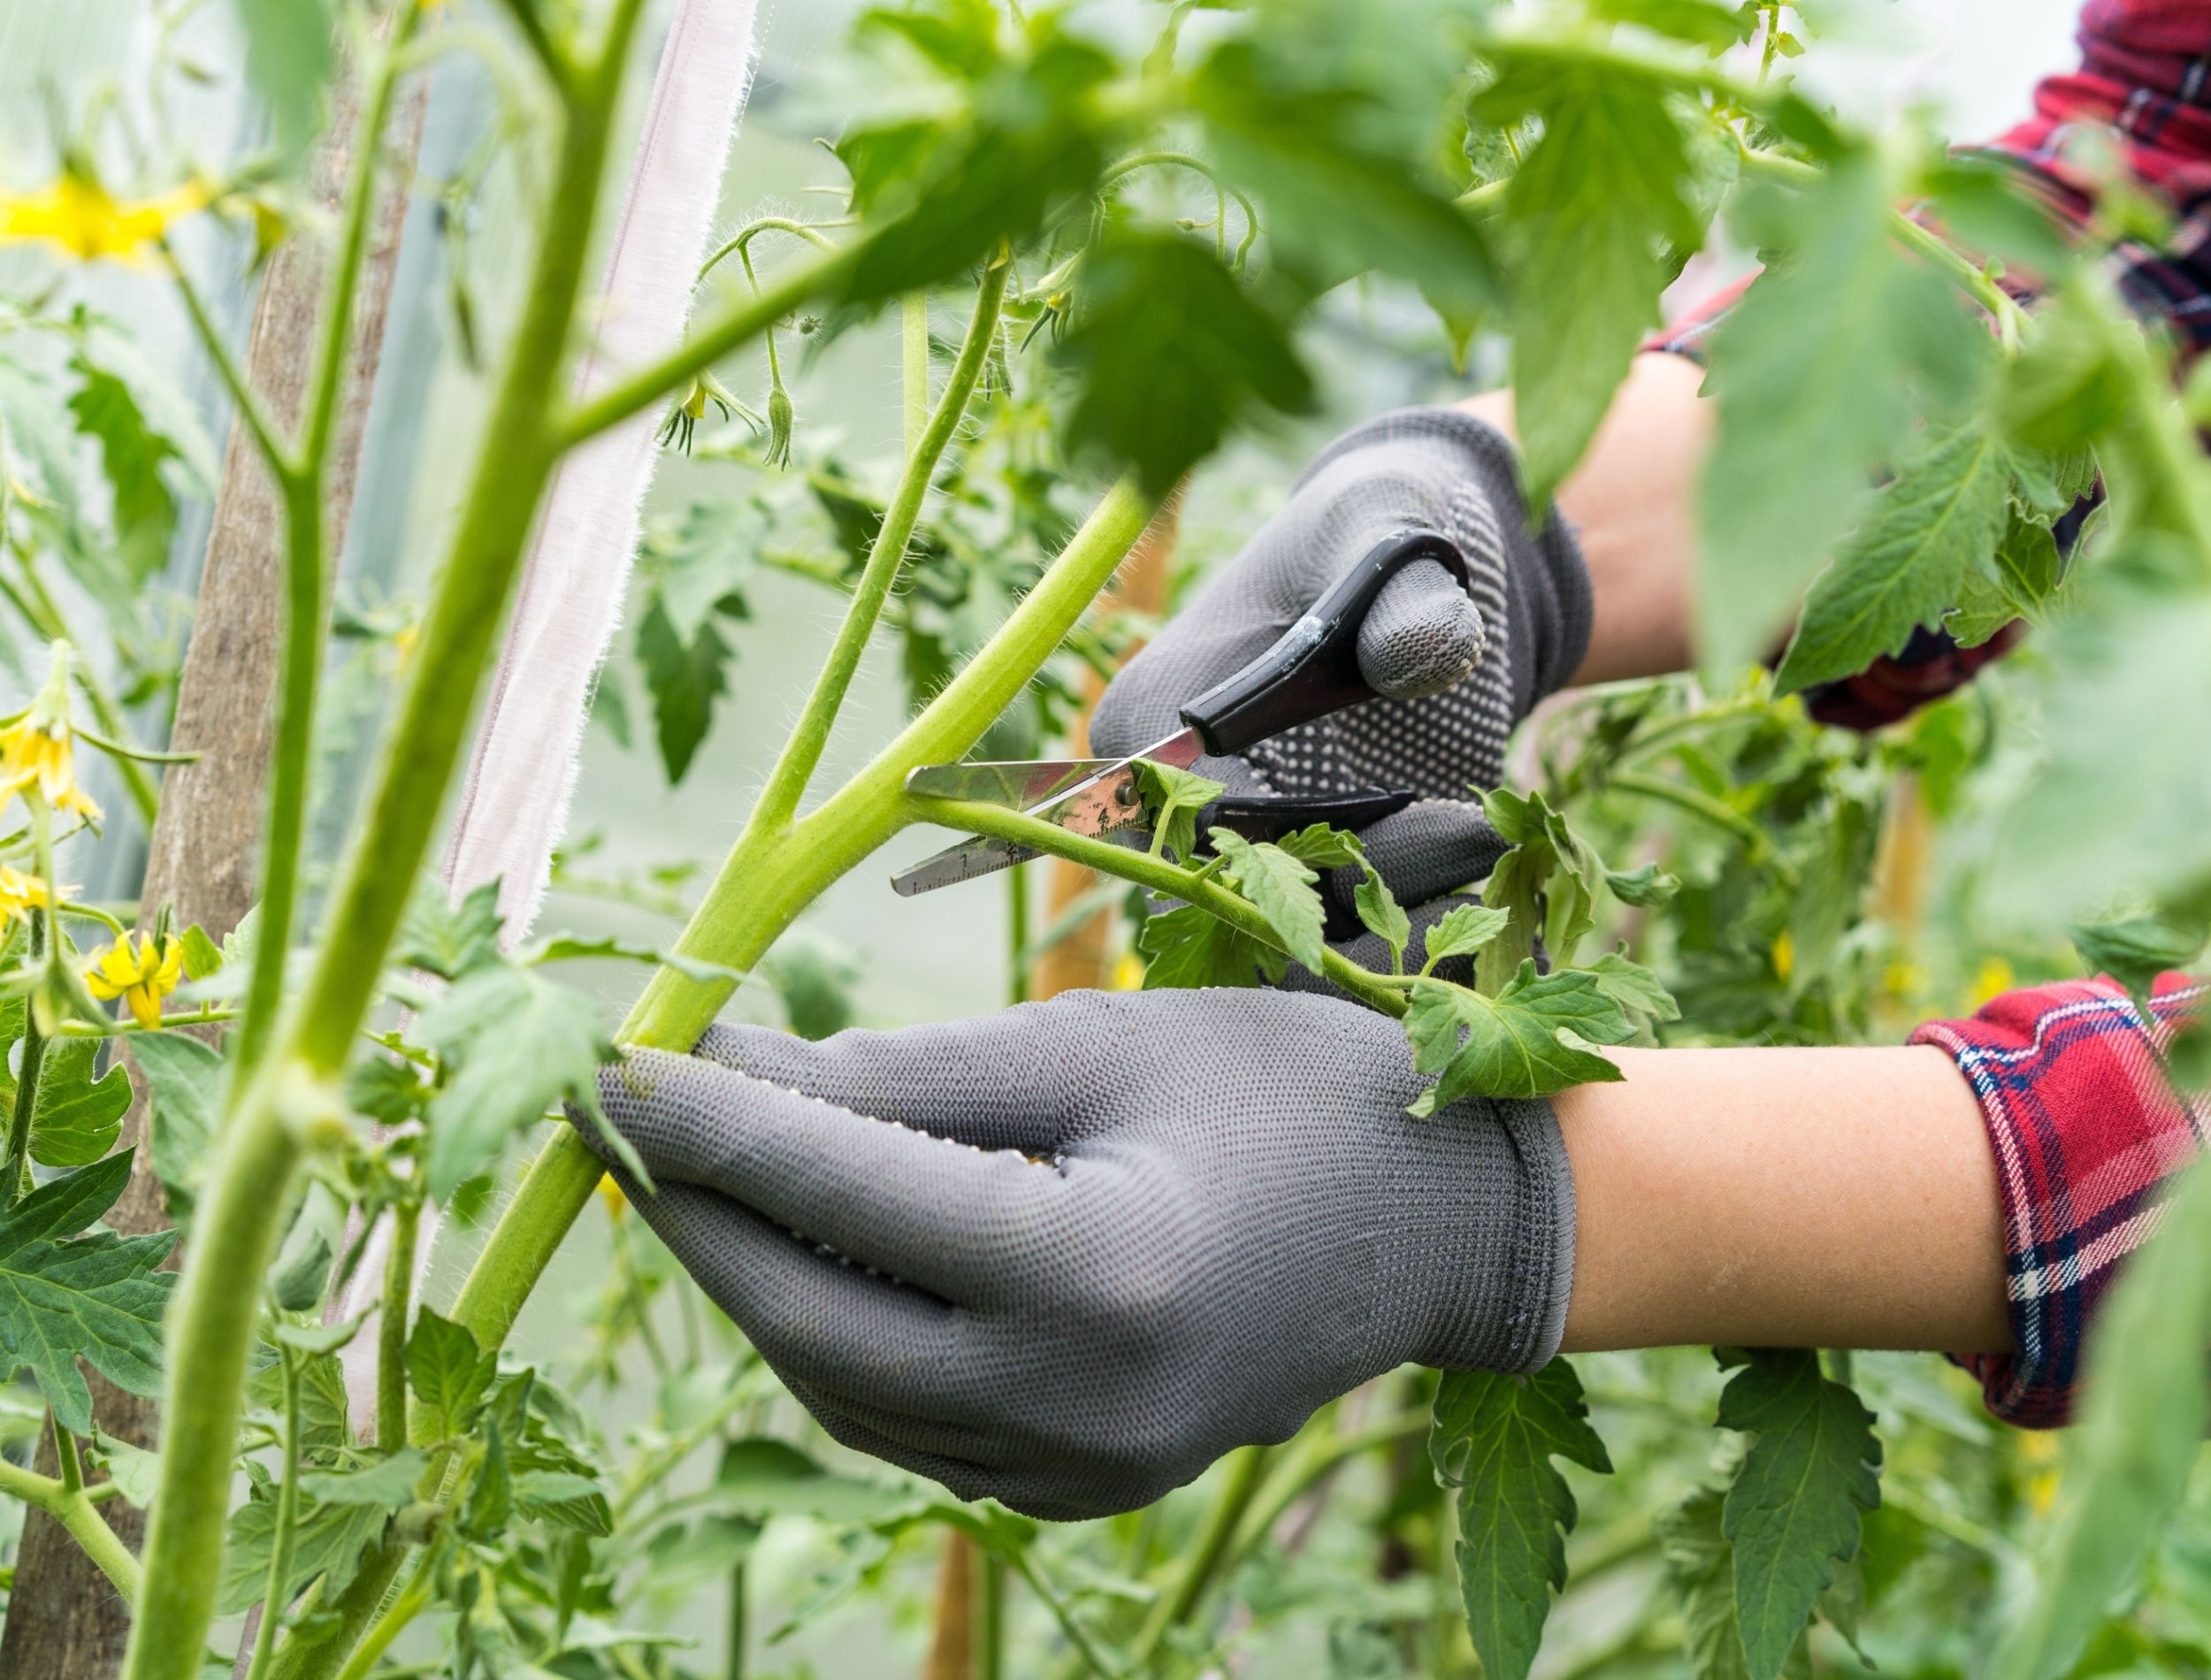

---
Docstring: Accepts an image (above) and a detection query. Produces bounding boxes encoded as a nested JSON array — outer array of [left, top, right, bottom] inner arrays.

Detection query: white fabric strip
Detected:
[[336, 0, 763, 1424]]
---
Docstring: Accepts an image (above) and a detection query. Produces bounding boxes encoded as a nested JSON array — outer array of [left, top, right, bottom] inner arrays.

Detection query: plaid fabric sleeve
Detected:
[[1910, 973, 2208, 1427]]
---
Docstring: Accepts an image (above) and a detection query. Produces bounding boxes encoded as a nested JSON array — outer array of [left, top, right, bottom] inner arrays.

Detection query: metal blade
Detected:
[[891, 727, 1205, 896]]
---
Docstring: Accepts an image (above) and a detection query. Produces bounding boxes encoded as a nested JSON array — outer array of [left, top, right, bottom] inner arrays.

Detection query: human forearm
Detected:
[[1555, 1044, 2010, 1355], [1461, 351, 1710, 687]]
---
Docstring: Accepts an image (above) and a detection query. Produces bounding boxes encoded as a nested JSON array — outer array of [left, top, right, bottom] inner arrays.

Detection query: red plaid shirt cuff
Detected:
[[1911, 974, 2207, 1426]]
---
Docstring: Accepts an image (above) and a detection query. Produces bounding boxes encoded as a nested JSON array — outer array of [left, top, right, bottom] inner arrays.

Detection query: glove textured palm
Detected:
[[1092, 406, 1592, 960], [583, 989, 1572, 1520]]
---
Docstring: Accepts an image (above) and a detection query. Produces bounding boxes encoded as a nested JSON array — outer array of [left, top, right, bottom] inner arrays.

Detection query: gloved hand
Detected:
[[584, 989, 1573, 1521], [1091, 407, 1593, 963]]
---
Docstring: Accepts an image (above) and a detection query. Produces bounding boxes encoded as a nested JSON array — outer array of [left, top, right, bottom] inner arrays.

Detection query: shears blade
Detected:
[[890, 727, 1204, 897]]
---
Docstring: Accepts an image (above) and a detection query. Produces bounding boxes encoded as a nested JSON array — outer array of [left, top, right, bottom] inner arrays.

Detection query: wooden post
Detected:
[[0, 65, 426, 1680]]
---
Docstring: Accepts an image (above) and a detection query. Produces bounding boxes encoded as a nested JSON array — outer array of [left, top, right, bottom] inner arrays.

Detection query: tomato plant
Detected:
[[4, 2, 2211, 1679]]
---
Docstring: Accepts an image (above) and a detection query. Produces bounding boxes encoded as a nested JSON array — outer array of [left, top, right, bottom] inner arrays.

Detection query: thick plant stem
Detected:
[[0, 1452, 141, 1602], [124, 8, 652, 1672], [752, 259, 1009, 834], [243, 1351, 305, 1680], [236, 2, 421, 1077], [286, 479, 1163, 1679], [376, 1200, 419, 1453], [3, 909, 47, 1205], [122, 1078, 305, 1679], [1128, 1445, 1276, 1671]]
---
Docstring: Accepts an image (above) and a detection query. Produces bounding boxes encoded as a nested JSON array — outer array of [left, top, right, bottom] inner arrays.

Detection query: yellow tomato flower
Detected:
[[0, 714, 99, 823], [1970, 955, 2017, 1009], [0, 865, 51, 924], [0, 171, 205, 264], [85, 932, 184, 1030]]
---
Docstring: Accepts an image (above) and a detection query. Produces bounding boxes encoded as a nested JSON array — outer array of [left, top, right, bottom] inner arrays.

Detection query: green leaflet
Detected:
[[1776, 420, 2015, 693], [417, 963, 624, 1203], [396, 878, 504, 981], [713, 1436, 923, 1525], [1588, 949, 1681, 1027], [1658, 1482, 1811, 1680], [407, 1307, 499, 1443], [1403, 961, 1632, 1109], [231, 0, 335, 157], [1354, 870, 1412, 971], [1717, 1350, 1882, 1680], [1421, 902, 1510, 972], [1947, 510, 2064, 647], [462, 1416, 514, 1541], [1698, 150, 1983, 681], [1060, 231, 1313, 496], [1209, 828, 1328, 974], [0, 1151, 175, 1435], [1989, 566, 2211, 922], [67, 352, 184, 583], [25, 1034, 132, 1169], [636, 592, 737, 787], [1430, 1361, 1613, 1680], [1132, 759, 1227, 863], [218, 1462, 399, 1617], [300, 1447, 428, 1508], [524, 934, 745, 986], [1604, 861, 1679, 907], [1476, 787, 1607, 989], [1136, 904, 1288, 989], [1986, 1158, 2211, 1680], [2069, 912, 2207, 1012], [1477, 51, 1706, 503], [248, 1349, 353, 1462]]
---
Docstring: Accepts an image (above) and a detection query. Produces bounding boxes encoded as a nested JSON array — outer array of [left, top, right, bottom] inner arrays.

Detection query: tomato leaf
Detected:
[[417, 964, 625, 1203], [26, 1035, 132, 1168], [1354, 870, 1412, 972], [1718, 1349, 1882, 1680], [1430, 1359, 1613, 1680], [1589, 949, 1681, 1026], [1476, 51, 1706, 503], [1659, 1480, 1812, 1680], [0, 1152, 176, 1435], [1404, 962, 1631, 1108], [1131, 759, 1226, 863], [636, 592, 736, 787], [1136, 904, 1289, 989], [1422, 902, 1511, 971], [128, 1030, 224, 1214], [407, 1307, 499, 1443], [1208, 828, 1327, 974], [1060, 231, 1313, 497], [1776, 420, 2014, 693], [2069, 913, 2207, 1013]]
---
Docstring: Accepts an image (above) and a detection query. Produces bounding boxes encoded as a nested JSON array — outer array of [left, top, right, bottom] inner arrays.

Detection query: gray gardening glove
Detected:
[[1091, 406, 1593, 960], [582, 989, 1574, 1521]]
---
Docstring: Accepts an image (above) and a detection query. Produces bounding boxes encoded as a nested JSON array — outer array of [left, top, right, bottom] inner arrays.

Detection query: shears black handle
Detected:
[[1178, 529, 1470, 759]]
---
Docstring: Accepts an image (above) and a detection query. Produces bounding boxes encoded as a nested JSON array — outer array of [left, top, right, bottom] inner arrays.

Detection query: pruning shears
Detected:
[[891, 529, 1472, 896]]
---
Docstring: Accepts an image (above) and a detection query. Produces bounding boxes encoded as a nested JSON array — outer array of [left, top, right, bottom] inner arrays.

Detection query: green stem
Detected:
[[331, 1560, 433, 1680], [1605, 770, 1801, 887], [726, 1562, 747, 1680], [556, 241, 858, 447], [1222, 1409, 1428, 1572], [236, 8, 422, 1078], [0, 1444, 142, 1603], [697, 215, 844, 283], [909, 798, 1410, 1017], [1128, 1444, 1276, 1671], [4, 901, 47, 1206], [981, 1553, 1008, 1680], [752, 259, 1008, 835], [126, 8, 653, 1675], [287, 477, 1161, 1680], [1009, 1547, 1120, 1680], [243, 1351, 306, 1680], [1732, 146, 2029, 347], [1006, 861, 1029, 1005], [54, 1416, 82, 1494], [377, 1201, 420, 1454], [490, 0, 577, 95], [902, 290, 930, 452], [161, 241, 291, 476]]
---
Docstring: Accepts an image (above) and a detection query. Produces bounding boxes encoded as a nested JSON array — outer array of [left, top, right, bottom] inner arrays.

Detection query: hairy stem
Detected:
[[1129, 1444, 1276, 1671], [242, 1350, 305, 1680], [377, 1200, 420, 1454], [126, 6, 654, 1671], [906, 797, 1411, 1017], [0, 1449, 142, 1603], [4, 904, 48, 1206], [290, 478, 1161, 1676], [752, 258, 1008, 833]]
